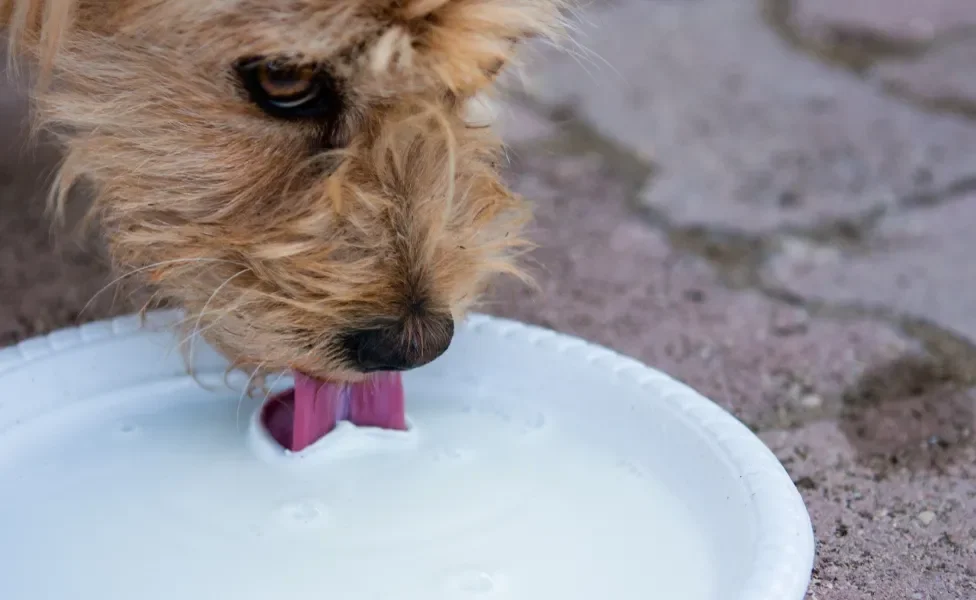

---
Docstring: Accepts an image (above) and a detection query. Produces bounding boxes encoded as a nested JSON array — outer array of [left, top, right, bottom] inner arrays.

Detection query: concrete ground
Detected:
[[2, 1, 976, 598]]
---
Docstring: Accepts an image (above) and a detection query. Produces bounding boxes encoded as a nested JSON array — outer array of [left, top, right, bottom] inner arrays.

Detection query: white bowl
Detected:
[[0, 311, 814, 600]]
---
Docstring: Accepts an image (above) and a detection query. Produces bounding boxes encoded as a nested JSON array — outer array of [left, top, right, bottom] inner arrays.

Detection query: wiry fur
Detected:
[[2, 0, 568, 380]]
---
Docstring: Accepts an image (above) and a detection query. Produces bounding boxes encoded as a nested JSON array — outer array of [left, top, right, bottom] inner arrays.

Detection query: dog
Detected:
[[2, 0, 568, 382]]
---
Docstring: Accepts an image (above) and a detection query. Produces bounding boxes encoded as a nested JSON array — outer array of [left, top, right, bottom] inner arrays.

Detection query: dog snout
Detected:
[[341, 313, 455, 373]]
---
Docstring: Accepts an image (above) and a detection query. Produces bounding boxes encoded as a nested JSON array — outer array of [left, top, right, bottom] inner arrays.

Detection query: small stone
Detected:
[[917, 510, 936, 525], [965, 558, 976, 576], [794, 476, 818, 490], [771, 306, 810, 336], [778, 189, 803, 208], [801, 393, 824, 408]]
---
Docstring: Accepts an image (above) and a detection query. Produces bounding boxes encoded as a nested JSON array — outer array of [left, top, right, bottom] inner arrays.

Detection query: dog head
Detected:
[[3, 0, 566, 380]]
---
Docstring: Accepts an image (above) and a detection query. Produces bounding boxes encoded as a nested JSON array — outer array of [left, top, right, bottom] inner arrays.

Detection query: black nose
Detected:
[[342, 314, 455, 373]]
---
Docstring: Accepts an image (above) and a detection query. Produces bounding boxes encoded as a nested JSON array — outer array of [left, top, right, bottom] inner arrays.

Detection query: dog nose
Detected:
[[342, 314, 455, 372]]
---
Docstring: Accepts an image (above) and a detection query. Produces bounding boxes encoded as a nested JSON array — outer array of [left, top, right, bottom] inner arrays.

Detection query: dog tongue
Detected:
[[261, 371, 406, 452]]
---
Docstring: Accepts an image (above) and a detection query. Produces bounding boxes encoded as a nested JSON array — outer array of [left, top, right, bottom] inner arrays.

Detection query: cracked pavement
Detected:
[[3, 1, 976, 598]]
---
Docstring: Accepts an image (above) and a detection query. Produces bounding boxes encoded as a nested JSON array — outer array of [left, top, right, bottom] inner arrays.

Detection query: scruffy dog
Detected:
[[2, 0, 567, 382]]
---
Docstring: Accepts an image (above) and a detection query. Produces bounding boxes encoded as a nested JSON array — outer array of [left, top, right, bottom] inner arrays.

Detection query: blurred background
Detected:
[[2, 1, 975, 598]]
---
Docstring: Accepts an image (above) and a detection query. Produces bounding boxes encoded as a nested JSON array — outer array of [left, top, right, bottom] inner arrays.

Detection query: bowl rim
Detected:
[[0, 309, 815, 600]]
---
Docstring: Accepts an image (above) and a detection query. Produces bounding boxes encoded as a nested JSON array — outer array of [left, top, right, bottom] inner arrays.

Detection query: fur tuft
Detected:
[[2, 0, 77, 78]]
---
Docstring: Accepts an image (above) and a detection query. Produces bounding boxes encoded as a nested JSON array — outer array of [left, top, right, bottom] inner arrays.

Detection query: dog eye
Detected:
[[235, 57, 343, 121], [257, 62, 317, 103]]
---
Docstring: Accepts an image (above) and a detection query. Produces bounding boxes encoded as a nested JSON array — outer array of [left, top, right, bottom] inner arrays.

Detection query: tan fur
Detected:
[[1, 0, 567, 380]]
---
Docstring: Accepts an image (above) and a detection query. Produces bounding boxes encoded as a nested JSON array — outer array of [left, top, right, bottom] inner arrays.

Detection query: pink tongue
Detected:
[[261, 371, 406, 452]]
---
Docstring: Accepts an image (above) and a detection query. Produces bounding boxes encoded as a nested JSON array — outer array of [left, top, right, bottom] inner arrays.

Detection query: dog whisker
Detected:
[[182, 268, 250, 364], [236, 360, 269, 433], [79, 257, 248, 320]]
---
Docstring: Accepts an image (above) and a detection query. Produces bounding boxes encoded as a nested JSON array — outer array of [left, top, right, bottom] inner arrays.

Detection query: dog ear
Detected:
[[373, 0, 568, 96]]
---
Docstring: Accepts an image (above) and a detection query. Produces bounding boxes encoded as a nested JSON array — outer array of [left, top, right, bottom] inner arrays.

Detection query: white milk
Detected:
[[0, 376, 716, 600]]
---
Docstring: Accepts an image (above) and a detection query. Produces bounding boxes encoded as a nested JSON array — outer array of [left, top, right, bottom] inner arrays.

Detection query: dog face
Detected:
[[3, 0, 565, 380]]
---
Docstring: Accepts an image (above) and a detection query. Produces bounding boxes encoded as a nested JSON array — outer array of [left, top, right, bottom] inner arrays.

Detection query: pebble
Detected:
[[801, 393, 824, 409], [771, 306, 810, 336], [917, 511, 936, 525]]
